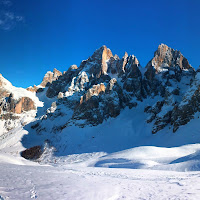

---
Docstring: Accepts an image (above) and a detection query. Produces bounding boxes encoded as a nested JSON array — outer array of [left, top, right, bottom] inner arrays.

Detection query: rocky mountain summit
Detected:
[[0, 44, 200, 148]]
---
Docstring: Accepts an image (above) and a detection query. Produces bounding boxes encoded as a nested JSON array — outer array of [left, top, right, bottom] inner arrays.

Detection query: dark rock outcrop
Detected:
[[21, 146, 42, 160]]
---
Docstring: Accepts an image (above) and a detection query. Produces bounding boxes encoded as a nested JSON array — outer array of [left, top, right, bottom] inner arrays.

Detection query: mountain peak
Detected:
[[40, 68, 62, 87], [92, 45, 113, 60], [78, 45, 114, 77], [146, 43, 193, 72], [158, 43, 169, 48]]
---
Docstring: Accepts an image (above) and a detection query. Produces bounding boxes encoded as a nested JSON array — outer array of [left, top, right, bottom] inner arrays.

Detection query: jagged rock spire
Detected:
[[79, 45, 113, 77], [146, 43, 194, 72], [40, 68, 62, 87]]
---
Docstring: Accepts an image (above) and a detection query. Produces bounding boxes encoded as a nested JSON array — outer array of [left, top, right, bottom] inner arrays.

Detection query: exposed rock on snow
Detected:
[[21, 145, 42, 160]]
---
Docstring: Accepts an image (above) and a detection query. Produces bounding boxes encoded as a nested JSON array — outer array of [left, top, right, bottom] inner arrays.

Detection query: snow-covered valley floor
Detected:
[[1, 161, 200, 200], [1, 101, 200, 199], [1, 141, 200, 200]]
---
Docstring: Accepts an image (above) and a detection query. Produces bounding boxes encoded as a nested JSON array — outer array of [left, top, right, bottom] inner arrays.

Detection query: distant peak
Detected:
[[123, 52, 128, 58], [147, 43, 193, 71], [159, 43, 169, 48], [94, 45, 111, 54], [53, 68, 61, 73], [156, 43, 170, 53], [157, 43, 179, 53], [92, 45, 113, 60], [101, 45, 107, 49], [40, 68, 62, 87]]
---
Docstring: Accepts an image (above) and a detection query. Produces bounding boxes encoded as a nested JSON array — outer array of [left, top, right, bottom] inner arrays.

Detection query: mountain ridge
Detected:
[[0, 43, 200, 160]]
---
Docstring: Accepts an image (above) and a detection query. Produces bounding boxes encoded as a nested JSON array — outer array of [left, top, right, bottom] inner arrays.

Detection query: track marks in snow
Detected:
[[1, 163, 200, 199], [63, 167, 200, 200], [30, 186, 37, 199]]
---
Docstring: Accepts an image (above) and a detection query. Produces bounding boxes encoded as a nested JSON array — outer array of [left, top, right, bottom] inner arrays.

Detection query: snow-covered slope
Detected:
[[1, 162, 200, 200]]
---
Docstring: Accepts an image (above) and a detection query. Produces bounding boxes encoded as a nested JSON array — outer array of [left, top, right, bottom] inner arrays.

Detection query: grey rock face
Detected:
[[46, 66, 79, 98], [122, 56, 144, 100]]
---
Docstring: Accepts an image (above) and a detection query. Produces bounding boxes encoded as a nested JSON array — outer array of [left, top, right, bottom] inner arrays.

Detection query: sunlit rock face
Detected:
[[79, 45, 113, 78], [0, 75, 36, 114], [26, 85, 39, 92], [40, 68, 62, 87], [146, 43, 193, 73]]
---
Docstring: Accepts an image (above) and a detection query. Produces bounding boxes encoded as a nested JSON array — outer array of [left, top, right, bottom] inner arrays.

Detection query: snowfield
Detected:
[[1, 160, 200, 200], [1, 98, 200, 199], [1, 121, 200, 199]]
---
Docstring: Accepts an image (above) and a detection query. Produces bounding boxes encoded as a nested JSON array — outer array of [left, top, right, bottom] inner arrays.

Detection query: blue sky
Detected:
[[0, 0, 200, 87]]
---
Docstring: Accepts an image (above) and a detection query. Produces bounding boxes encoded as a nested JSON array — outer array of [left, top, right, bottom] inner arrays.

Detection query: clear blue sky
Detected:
[[0, 0, 200, 87]]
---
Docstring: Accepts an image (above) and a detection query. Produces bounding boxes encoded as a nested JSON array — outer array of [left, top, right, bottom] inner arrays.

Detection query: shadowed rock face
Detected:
[[71, 78, 124, 127], [122, 56, 144, 100], [45, 65, 79, 98], [170, 71, 200, 132]]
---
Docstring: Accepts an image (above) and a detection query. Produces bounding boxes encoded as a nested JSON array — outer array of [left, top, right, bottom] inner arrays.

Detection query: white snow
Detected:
[[1, 96, 200, 199], [1, 155, 200, 199]]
